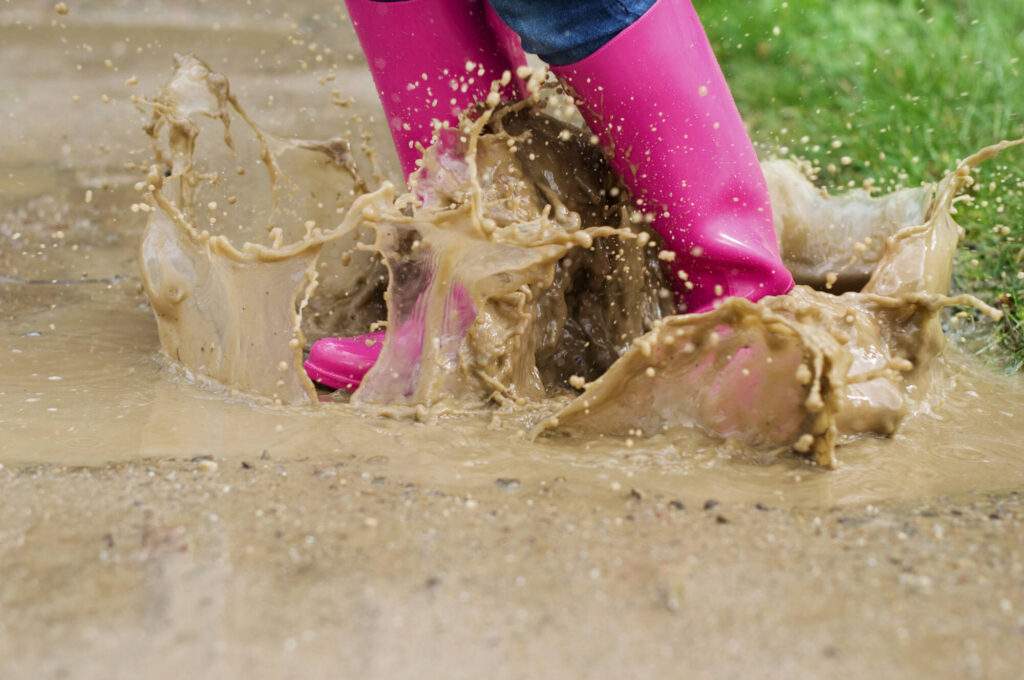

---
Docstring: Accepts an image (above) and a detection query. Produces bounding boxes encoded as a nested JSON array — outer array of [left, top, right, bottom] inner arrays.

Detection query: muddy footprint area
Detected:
[[2, 3, 1024, 679]]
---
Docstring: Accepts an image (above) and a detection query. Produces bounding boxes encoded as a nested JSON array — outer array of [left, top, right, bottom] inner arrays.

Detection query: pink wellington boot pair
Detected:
[[305, 0, 794, 392]]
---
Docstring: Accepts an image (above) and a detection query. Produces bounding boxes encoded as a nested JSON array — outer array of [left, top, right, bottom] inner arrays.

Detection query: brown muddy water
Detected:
[[2, 2, 1023, 679]]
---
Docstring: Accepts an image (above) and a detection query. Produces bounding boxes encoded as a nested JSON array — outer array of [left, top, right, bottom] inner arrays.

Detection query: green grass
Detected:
[[703, 0, 1024, 371]]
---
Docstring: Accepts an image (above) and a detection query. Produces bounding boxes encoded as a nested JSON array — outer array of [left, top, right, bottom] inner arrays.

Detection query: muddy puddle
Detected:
[[4, 283, 1024, 507]]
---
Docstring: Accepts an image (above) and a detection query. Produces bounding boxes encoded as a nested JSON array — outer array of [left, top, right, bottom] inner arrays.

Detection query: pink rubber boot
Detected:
[[344, 0, 528, 178], [304, 331, 385, 392], [306, 0, 527, 390], [552, 0, 794, 312]]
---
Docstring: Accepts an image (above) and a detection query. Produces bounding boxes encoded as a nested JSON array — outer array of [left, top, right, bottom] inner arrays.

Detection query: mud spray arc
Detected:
[[135, 54, 1023, 483]]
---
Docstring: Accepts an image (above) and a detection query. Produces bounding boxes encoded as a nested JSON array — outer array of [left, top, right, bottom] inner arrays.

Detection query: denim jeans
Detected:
[[370, 0, 656, 65], [486, 0, 654, 64]]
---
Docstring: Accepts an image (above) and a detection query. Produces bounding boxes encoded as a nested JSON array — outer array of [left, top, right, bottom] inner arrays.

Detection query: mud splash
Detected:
[[138, 55, 669, 409], [541, 143, 1014, 467], [135, 55, 1014, 468]]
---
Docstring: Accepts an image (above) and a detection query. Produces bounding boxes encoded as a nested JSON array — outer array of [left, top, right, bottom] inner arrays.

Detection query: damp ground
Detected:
[[1, 2, 1023, 679]]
